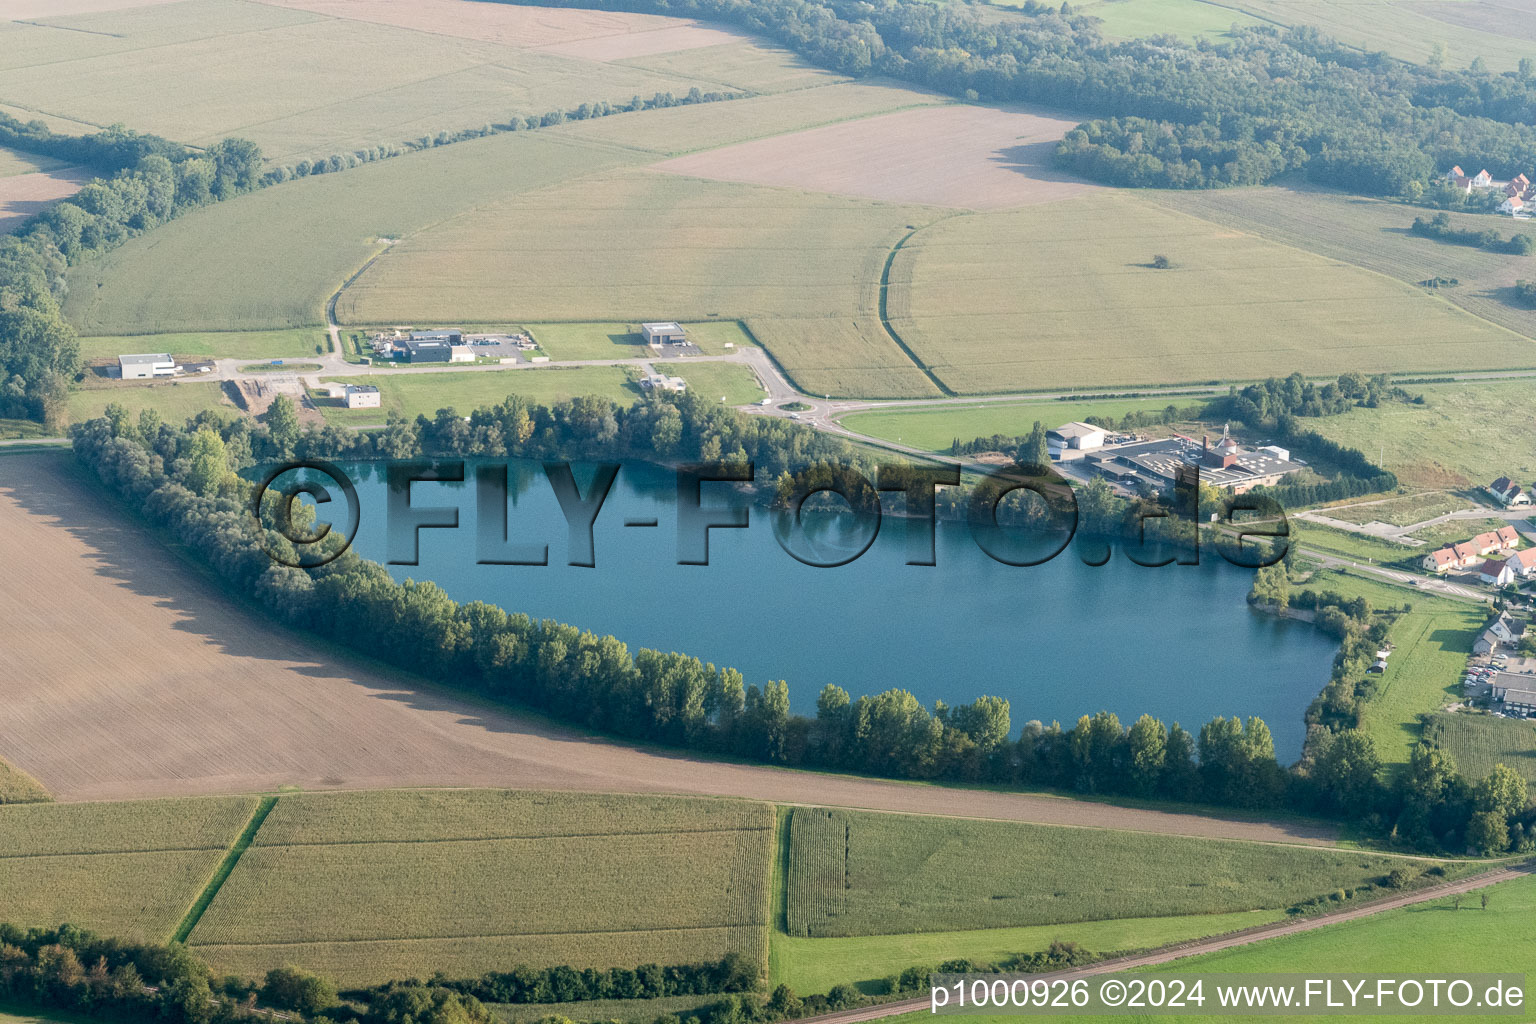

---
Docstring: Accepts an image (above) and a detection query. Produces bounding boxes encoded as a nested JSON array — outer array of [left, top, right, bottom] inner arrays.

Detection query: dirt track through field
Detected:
[[0, 452, 1335, 848]]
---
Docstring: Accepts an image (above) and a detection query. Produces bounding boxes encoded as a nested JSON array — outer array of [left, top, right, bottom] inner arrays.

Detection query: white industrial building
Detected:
[[641, 322, 687, 347], [118, 353, 175, 379], [343, 384, 381, 409]]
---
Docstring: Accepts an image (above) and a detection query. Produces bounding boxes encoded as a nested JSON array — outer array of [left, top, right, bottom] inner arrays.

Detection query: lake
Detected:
[[324, 459, 1336, 760]]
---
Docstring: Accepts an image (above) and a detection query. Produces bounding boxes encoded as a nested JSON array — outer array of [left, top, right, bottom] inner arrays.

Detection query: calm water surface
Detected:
[[331, 460, 1335, 760]]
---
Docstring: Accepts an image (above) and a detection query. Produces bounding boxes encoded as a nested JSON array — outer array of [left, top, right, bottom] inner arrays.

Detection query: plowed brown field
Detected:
[[652, 104, 1094, 210], [0, 166, 90, 233], [0, 452, 1334, 848]]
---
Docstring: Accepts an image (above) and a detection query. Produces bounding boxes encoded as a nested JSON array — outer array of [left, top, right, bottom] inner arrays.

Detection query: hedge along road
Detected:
[[792, 861, 1536, 1024], [0, 450, 1352, 847]]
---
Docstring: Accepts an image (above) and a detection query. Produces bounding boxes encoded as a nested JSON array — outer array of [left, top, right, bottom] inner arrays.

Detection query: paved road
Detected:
[[796, 861, 1536, 1024]]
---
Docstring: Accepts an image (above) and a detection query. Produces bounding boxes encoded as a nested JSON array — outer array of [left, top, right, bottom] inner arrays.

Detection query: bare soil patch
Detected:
[[0, 165, 90, 233], [652, 103, 1095, 210], [0, 452, 1333, 848], [251, 0, 738, 51]]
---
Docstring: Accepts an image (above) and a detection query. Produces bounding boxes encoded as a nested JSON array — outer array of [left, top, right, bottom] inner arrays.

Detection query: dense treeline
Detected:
[[258, 87, 739, 186], [1210, 372, 1418, 426], [71, 401, 1530, 851], [0, 113, 186, 174], [486, 0, 1536, 195], [0, 121, 263, 425], [1249, 560, 1534, 852], [1411, 212, 1535, 254], [416, 954, 758, 1006]]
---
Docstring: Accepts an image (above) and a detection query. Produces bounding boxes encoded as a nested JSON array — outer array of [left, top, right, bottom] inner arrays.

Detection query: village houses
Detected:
[[1422, 525, 1520, 574]]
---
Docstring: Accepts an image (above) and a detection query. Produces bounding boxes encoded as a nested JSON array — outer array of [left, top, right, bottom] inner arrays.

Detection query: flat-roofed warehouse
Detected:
[[641, 322, 687, 346], [118, 353, 175, 380], [1084, 430, 1304, 494]]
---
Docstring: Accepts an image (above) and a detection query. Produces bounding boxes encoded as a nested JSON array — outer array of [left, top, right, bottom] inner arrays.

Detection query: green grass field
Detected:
[[77, 330, 328, 362], [783, 807, 1415, 939], [1220, 0, 1536, 71], [770, 910, 1288, 994], [495, 995, 725, 1024], [1423, 713, 1536, 793], [0, 797, 257, 942], [1066, 0, 1265, 39], [0, 0, 739, 162], [1307, 381, 1536, 490], [65, 382, 235, 427], [0, 145, 67, 178], [656, 361, 767, 404], [839, 395, 1209, 450], [1292, 570, 1483, 766], [529, 323, 656, 360], [1321, 492, 1475, 528], [337, 168, 938, 399], [188, 790, 774, 987], [0, 757, 48, 804], [65, 132, 639, 335], [315, 366, 640, 423], [1292, 523, 1419, 567], [879, 871, 1536, 1024], [885, 193, 1534, 394], [1161, 187, 1536, 352]]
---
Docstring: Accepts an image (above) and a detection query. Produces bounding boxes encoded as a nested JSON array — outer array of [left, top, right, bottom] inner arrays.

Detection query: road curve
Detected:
[[796, 862, 1536, 1024]]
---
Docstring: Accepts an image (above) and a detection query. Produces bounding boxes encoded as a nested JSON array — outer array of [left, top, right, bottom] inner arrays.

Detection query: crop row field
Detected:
[[185, 790, 774, 986], [0, 796, 257, 942], [1160, 187, 1536, 349], [783, 807, 1411, 939], [885, 194, 1536, 394], [0, 0, 794, 162], [1423, 713, 1536, 794], [334, 168, 942, 398]]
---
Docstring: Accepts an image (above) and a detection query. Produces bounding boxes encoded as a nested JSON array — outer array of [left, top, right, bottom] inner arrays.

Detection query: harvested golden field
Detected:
[[0, 0, 738, 161], [0, 452, 1336, 851], [553, 81, 947, 156], [0, 165, 90, 233], [886, 193, 1536, 392], [253, 0, 726, 50], [537, 24, 752, 61], [616, 40, 842, 91], [1160, 186, 1536, 346], [653, 104, 1094, 210], [1, 0, 182, 15]]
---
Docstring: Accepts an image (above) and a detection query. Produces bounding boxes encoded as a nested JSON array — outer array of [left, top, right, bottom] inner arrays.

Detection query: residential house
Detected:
[[1505, 548, 1536, 579], [1508, 173, 1531, 197], [1488, 477, 1532, 507], [1478, 559, 1516, 586], [1501, 195, 1526, 215], [1423, 547, 1460, 574]]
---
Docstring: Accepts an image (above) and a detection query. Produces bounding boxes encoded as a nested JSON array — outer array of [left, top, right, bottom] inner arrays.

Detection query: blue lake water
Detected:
[[326, 460, 1335, 760]]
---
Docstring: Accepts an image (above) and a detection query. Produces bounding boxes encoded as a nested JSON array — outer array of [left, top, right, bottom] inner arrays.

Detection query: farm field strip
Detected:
[[886, 193, 1536, 393], [783, 806, 1416, 939], [65, 131, 641, 335], [181, 790, 774, 984], [651, 103, 1094, 210], [0, 0, 759, 161], [1160, 187, 1536, 348]]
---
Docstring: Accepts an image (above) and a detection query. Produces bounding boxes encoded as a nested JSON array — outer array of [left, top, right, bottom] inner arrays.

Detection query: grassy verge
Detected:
[[0, 757, 50, 804], [172, 795, 278, 944]]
